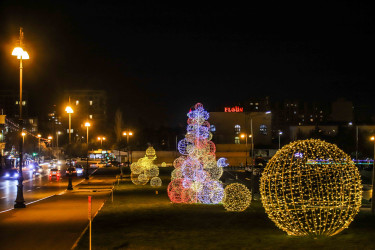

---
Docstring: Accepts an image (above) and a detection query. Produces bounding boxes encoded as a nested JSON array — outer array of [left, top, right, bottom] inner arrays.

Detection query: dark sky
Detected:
[[1, 1, 375, 127]]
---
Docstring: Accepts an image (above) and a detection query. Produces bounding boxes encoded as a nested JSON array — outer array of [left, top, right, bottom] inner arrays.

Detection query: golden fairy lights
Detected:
[[223, 183, 252, 212], [130, 146, 162, 187], [260, 139, 362, 237]]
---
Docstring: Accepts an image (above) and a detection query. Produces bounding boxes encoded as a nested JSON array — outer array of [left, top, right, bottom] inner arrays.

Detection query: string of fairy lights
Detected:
[[260, 139, 362, 236]]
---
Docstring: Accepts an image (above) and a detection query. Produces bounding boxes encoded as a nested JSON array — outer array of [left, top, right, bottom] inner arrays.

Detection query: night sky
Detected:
[[1, 1, 375, 127]]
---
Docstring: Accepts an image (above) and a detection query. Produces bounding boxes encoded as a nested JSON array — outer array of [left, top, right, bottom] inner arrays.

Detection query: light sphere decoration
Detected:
[[260, 139, 362, 237], [223, 183, 252, 212], [150, 177, 162, 187]]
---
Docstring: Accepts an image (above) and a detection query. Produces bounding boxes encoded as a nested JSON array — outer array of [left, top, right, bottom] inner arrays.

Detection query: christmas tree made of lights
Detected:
[[168, 103, 224, 204]]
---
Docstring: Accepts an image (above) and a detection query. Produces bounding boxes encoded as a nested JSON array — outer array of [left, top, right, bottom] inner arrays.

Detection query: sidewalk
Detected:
[[0, 167, 119, 250]]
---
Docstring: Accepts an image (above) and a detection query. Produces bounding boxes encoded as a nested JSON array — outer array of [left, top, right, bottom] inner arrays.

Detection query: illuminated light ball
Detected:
[[161, 162, 167, 167], [181, 166, 208, 183], [149, 165, 159, 177], [194, 102, 204, 110], [138, 173, 149, 185], [168, 178, 193, 203], [198, 180, 225, 204], [207, 132, 213, 141], [185, 132, 196, 142], [131, 164, 143, 175], [204, 166, 223, 180], [223, 183, 252, 212], [171, 168, 183, 180], [131, 173, 148, 185], [203, 159, 217, 169], [217, 158, 229, 168], [150, 177, 162, 187], [146, 146, 156, 157], [178, 138, 191, 155], [260, 139, 362, 236], [173, 156, 186, 168]]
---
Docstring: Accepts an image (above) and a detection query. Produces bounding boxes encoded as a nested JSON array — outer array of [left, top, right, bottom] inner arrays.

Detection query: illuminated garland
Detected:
[[168, 103, 224, 204], [223, 183, 252, 212], [260, 139, 362, 236]]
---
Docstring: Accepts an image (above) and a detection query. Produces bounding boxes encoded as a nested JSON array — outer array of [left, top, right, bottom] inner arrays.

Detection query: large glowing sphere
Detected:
[[198, 180, 225, 204], [223, 183, 251, 212], [150, 177, 162, 187], [260, 139, 362, 236], [168, 178, 192, 203]]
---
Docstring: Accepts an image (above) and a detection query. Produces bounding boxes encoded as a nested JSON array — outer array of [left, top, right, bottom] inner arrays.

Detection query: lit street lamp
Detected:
[[12, 27, 30, 209], [123, 131, 133, 174], [21, 131, 26, 145], [37, 134, 41, 163], [278, 130, 283, 149], [65, 105, 74, 190], [97, 136, 106, 147], [85, 122, 91, 180], [370, 136, 375, 215], [240, 133, 251, 167]]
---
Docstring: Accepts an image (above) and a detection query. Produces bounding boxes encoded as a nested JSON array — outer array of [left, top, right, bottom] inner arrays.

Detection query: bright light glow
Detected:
[[240, 134, 245, 138], [20, 50, 29, 59], [371, 136, 375, 141], [37, 134, 41, 138], [65, 106, 74, 114], [21, 132, 26, 137], [260, 139, 362, 236], [12, 47, 23, 56], [48, 136, 53, 140], [265, 111, 271, 114], [85, 122, 91, 127], [129, 132, 133, 136]]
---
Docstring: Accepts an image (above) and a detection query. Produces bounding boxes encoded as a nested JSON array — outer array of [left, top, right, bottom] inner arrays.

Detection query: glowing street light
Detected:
[[37, 134, 41, 163], [65, 104, 74, 191], [21, 131, 26, 144], [13, 27, 30, 209], [370, 136, 375, 214], [278, 130, 283, 149], [84, 122, 91, 180], [97, 136, 106, 147], [240, 133, 251, 167]]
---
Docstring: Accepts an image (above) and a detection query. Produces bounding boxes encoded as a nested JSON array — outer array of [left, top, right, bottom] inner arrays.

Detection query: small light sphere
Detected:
[[217, 158, 229, 167], [150, 177, 162, 187], [161, 162, 167, 167], [223, 183, 252, 212], [260, 139, 362, 237]]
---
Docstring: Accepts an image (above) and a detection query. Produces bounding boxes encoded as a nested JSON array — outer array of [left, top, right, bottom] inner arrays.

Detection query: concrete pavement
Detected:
[[0, 167, 119, 250]]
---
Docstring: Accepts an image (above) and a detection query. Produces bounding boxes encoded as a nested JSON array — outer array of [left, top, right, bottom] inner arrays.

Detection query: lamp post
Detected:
[[21, 132, 26, 145], [278, 130, 283, 149], [97, 136, 105, 147], [85, 122, 90, 180], [123, 131, 133, 171], [37, 134, 41, 163], [240, 133, 251, 167], [370, 136, 375, 215], [13, 27, 30, 209], [65, 105, 74, 190]]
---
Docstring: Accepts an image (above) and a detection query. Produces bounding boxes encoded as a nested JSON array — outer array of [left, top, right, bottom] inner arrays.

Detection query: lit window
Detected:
[[235, 136, 240, 144], [22, 101, 26, 106], [89, 100, 93, 106], [234, 125, 241, 134], [89, 115, 93, 119], [76, 100, 79, 105], [260, 124, 267, 135], [15, 101, 19, 105], [210, 125, 216, 132]]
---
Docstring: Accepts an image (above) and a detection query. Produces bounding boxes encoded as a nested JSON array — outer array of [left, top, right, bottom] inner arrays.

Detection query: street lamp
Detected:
[[37, 134, 41, 163], [12, 27, 30, 209], [21, 131, 26, 145], [65, 105, 74, 190], [97, 136, 106, 147], [278, 130, 283, 149], [370, 136, 375, 215], [123, 131, 133, 167], [240, 133, 251, 167], [84, 122, 91, 180]]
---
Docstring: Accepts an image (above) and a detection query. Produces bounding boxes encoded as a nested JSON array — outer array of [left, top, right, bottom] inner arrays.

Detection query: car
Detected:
[[89, 163, 98, 169], [32, 166, 44, 176], [66, 167, 77, 177], [3, 169, 19, 179], [49, 168, 61, 180], [75, 165, 84, 175]]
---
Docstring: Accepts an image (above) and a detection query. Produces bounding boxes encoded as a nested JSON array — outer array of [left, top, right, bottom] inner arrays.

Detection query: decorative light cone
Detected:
[[223, 183, 252, 212], [260, 139, 362, 236]]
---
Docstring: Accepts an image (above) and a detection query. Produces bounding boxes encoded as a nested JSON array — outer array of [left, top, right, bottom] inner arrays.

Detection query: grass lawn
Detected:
[[76, 167, 375, 250]]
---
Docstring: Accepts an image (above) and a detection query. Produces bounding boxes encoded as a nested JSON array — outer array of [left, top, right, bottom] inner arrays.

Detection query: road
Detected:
[[0, 161, 97, 212], [0, 167, 119, 250]]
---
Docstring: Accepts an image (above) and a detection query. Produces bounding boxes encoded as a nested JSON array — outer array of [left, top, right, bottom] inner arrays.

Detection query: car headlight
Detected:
[[4, 173, 10, 177], [14, 173, 19, 178]]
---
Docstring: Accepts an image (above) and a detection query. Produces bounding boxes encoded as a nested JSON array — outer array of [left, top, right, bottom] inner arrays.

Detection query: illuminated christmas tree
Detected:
[[168, 103, 224, 204]]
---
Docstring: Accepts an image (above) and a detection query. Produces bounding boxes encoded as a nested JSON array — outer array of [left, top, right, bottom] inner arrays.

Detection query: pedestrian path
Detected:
[[0, 167, 119, 250]]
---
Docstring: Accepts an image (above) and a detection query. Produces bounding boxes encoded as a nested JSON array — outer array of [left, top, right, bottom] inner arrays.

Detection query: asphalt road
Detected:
[[0, 162, 95, 212], [0, 167, 119, 250]]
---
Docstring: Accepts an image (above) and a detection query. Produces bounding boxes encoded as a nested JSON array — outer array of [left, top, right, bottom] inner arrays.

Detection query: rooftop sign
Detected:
[[224, 106, 243, 112]]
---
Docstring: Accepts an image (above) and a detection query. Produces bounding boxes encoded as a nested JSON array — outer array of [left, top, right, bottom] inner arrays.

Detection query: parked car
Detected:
[[66, 167, 77, 177], [3, 169, 19, 179], [49, 168, 61, 180]]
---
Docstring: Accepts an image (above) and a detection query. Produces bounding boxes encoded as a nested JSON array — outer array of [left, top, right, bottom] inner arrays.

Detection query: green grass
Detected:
[[76, 168, 375, 250]]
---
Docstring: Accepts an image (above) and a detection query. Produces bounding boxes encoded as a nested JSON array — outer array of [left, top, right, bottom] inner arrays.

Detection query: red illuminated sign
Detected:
[[224, 106, 243, 112]]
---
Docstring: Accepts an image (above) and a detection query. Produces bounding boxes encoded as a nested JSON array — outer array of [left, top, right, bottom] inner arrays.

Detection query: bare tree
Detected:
[[114, 109, 123, 142]]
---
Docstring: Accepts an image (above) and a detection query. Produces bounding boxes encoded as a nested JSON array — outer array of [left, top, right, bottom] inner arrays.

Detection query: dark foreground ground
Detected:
[[76, 167, 375, 250]]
